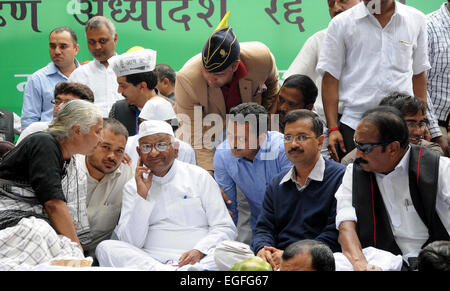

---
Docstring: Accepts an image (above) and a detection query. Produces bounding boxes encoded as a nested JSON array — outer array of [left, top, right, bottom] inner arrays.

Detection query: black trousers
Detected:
[[335, 122, 356, 161]]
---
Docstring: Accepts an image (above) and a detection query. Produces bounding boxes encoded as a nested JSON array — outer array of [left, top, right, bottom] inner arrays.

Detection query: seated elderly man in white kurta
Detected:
[[96, 120, 236, 270]]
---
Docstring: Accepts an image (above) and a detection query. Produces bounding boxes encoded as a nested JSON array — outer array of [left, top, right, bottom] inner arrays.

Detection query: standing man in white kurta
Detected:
[[69, 16, 123, 117], [317, 0, 445, 161], [96, 120, 236, 270]]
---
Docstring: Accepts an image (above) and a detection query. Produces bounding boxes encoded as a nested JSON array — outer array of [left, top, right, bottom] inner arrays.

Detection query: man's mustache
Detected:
[[333, 10, 343, 17], [288, 147, 304, 154], [354, 157, 368, 165]]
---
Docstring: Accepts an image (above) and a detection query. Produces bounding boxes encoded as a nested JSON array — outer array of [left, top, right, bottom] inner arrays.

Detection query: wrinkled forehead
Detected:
[[138, 133, 172, 144]]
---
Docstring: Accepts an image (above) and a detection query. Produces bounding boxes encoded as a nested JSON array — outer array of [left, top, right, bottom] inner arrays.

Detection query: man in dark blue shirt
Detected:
[[252, 109, 345, 270]]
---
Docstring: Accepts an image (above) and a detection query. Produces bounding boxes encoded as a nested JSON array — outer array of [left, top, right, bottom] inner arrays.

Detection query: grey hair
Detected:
[[47, 99, 102, 142], [85, 16, 116, 37]]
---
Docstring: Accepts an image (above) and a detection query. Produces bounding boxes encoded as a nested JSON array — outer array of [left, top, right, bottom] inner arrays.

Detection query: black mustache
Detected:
[[104, 159, 117, 166], [354, 157, 368, 165], [288, 148, 304, 154]]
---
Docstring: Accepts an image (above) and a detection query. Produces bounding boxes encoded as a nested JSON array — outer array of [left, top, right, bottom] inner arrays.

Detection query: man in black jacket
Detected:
[[335, 106, 450, 271]]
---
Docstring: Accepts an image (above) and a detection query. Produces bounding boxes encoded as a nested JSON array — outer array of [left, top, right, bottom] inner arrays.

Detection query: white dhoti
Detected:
[[96, 239, 217, 271]]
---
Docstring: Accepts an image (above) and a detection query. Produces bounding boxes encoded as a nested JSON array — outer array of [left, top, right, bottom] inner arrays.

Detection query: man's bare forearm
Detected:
[[322, 72, 340, 129], [338, 221, 368, 271], [412, 72, 427, 106]]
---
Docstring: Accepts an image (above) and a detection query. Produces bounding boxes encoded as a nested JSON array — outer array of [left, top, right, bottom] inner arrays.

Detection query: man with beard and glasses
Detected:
[[335, 106, 450, 271], [341, 92, 445, 165], [248, 110, 345, 270], [80, 118, 133, 259]]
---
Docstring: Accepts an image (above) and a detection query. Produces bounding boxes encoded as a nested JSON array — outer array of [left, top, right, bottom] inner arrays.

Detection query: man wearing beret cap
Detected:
[[174, 24, 279, 173]]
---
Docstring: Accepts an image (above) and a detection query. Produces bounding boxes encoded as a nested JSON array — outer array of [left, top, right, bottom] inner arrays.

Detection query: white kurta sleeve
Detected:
[[193, 171, 237, 255], [115, 179, 156, 248], [335, 163, 357, 229]]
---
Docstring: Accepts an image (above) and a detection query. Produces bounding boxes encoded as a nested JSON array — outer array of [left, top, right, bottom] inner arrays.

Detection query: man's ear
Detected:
[[387, 141, 401, 156], [232, 61, 240, 73], [172, 141, 179, 159], [317, 134, 325, 150], [139, 81, 148, 90]]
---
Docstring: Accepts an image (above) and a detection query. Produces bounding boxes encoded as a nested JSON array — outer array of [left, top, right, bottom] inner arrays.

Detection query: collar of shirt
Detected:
[[354, 1, 405, 21], [439, 3, 450, 27], [93, 52, 118, 68], [231, 60, 248, 83], [279, 155, 325, 191], [47, 59, 80, 77], [375, 145, 411, 180]]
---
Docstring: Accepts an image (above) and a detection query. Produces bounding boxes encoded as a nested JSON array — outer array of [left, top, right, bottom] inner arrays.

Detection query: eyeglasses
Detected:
[[353, 138, 390, 154], [51, 99, 64, 106], [51, 99, 75, 106], [406, 121, 428, 130], [283, 134, 313, 144], [139, 142, 171, 153]]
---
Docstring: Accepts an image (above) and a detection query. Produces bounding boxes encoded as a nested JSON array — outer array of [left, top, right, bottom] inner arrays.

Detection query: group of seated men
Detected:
[[0, 0, 449, 271]]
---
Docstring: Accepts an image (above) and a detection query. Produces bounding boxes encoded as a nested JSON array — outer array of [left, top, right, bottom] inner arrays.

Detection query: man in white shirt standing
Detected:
[[81, 118, 133, 259], [317, 0, 445, 161], [69, 16, 123, 117], [96, 120, 236, 270], [335, 106, 450, 271], [283, 0, 361, 123]]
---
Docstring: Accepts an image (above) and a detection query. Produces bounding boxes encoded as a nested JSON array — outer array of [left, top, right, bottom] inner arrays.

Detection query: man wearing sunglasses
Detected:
[[341, 92, 444, 165], [335, 106, 450, 271], [96, 120, 236, 270]]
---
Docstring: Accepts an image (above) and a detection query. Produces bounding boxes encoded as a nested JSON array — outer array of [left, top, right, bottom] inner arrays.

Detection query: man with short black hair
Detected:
[[318, 0, 446, 161], [280, 239, 336, 271], [252, 109, 345, 270], [341, 92, 445, 165], [155, 64, 176, 103], [109, 49, 172, 136], [214, 102, 291, 242], [17, 82, 94, 144], [22, 26, 80, 129], [69, 16, 123, 117], [80, 118, 133, 258], [418, 240, 450, 271], [336, 106, 450, 271]]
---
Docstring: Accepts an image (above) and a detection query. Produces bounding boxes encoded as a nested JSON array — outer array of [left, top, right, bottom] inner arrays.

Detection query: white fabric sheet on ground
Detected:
[[333, 247, 403, 271], [0, 217, 84, 270]]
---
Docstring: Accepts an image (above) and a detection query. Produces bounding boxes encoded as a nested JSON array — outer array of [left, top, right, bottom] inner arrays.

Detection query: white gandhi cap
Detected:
[[138, 120, 174, 141], [139, 97, 176, 121], [110, 49, 157, 77]]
